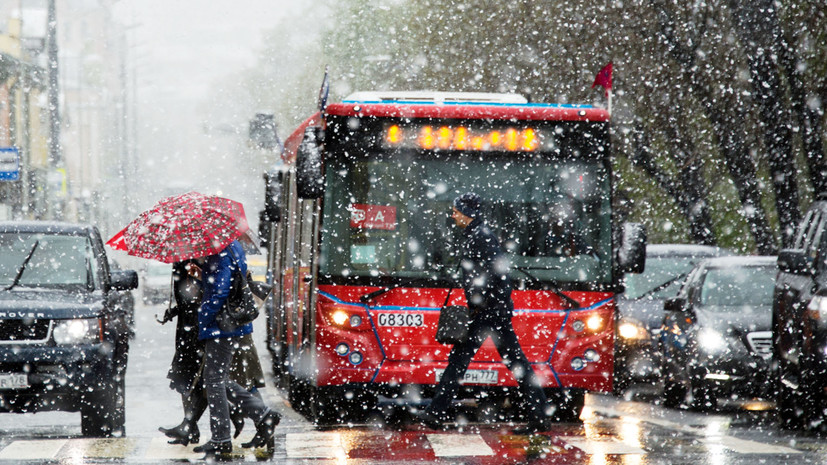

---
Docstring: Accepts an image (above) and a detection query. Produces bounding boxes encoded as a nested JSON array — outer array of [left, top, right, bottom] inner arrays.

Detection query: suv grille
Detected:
[[0, 319, 52, 344], [747, 331, 772, 358]]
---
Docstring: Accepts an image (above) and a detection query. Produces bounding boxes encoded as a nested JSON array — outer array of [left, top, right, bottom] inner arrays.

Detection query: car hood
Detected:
[[617, 297, 665, 329], [0, 290, 105, 319], [695, 305, 772, 334]]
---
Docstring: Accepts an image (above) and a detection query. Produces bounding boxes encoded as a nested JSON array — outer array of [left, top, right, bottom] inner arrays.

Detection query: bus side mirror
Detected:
[[263, 170, 282, 223], [296, 127, 324, 199], [618, 222, 646, 274], [778, 248, 811, 275]]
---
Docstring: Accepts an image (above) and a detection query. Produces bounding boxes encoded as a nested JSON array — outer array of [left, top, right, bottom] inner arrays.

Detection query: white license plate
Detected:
[[0, 373, 29, 390], [376, 312, 424, 327], [434, 369, 498, 385]]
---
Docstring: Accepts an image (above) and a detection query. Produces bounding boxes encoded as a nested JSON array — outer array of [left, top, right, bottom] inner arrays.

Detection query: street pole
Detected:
[[47, 0, 62, 219]]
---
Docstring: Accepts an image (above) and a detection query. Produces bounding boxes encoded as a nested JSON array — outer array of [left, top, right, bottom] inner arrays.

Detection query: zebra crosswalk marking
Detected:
[[285, 432, 344, 459], [142, 437, 204, 460], [0, 439, 66, 460], [426, 433, 495, 457], [561, 437, 646, 455], [702, 436, 800, 455]]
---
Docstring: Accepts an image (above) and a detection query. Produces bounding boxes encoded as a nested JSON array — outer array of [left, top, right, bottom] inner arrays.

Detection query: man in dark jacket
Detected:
[[418, 193, 550, 433]]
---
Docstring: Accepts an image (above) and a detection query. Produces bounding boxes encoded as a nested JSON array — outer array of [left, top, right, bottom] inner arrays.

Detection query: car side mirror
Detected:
[[296, 127, 324, 199], [111, 270, 139, 291], [618, 222, 646, 273], [664, 296, 687, 312], [778, 249, 812, 275]]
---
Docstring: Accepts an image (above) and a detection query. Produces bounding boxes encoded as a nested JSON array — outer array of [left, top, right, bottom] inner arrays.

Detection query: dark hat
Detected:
[[453, 192, 482, 218]]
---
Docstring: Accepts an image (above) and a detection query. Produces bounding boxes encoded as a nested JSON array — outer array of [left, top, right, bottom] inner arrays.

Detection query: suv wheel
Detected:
[[662, 378, 686, 408], [81, 375, 126, 437]]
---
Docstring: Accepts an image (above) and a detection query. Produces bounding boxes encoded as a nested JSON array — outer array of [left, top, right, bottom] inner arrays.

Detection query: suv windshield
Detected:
[[0, 232, 100, 290]]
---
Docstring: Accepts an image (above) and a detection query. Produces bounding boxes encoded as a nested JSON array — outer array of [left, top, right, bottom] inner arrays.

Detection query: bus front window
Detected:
[[320, 151, 611, 287]]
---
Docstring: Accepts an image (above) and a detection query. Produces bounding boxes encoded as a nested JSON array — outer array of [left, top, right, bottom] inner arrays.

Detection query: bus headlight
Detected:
[[53, 319, 100, 345], [349, 351, 363, 365], [586, 315, 604, 332], [332, 310, 349, 326], [335, 343, 350, 356]]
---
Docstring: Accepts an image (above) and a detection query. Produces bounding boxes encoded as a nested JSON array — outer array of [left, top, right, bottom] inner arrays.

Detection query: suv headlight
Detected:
[[618, 318, 650, 341], [807, 295, 827, 324], [53, 318, 101, 344]]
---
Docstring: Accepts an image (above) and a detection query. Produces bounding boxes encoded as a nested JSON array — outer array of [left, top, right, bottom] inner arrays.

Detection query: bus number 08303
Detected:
[[376, 312, 424, 327]]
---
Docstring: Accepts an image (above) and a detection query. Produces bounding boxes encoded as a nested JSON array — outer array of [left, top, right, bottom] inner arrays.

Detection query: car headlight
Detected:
[[53, 318, 101, 344], [697, 328, 727, 353], [618, 319, 649, 340], [807, 295, 827, 324]]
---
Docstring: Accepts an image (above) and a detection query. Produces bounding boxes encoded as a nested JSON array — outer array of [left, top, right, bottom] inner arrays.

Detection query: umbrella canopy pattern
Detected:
[[108, 192, 249, 263]]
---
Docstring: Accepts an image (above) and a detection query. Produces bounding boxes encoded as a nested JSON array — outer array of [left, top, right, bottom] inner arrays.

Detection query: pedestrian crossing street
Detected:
[[0, 427, 804, 461]]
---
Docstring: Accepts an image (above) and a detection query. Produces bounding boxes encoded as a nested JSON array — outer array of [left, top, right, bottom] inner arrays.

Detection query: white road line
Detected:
[[703, 436, 800, 455], [142, 437, 204, 461], [426, 433, 494, 457], [61, 438, 138, 458], [590, 405, 800, 455], [561, 437, 645, 455], [0, 439, 67, 460], [285, 432, 344, 459]]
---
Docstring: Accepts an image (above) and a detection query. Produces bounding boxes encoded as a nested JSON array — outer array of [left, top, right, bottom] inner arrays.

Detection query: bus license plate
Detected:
[[0, 373, 29, 390], [434, 369, 498, 385], [376, 313, 423, 327]]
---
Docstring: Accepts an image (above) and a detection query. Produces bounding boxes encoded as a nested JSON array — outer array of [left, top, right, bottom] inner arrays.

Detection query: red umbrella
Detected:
[[107, 192, 250, 263]]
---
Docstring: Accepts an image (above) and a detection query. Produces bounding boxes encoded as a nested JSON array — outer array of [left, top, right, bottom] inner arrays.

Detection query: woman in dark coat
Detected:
[[159, 260, 266, 445]]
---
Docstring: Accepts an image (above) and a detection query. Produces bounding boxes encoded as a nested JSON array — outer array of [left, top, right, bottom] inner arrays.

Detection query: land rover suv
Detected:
[[773, 200, 827, 428], [0, 221, 138, 436]]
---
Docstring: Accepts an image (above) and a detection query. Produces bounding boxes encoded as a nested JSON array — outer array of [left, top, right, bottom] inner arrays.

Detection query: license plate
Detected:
[[0, 373, 29, 390], [434, 368, 498, 385], [376, 312, 424, 327]]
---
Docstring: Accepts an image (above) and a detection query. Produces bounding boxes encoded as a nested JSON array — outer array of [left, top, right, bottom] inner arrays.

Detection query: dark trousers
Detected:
[[426, 316, 549, 423], [203, 337, 269, 442]]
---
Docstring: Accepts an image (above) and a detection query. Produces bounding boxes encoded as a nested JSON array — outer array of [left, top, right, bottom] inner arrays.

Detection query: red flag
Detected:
[[592, 61, 613, 96]]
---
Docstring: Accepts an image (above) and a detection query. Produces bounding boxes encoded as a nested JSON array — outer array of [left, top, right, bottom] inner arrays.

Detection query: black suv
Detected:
[[0, 221, 138, 436], [774, 200, 827, 428]]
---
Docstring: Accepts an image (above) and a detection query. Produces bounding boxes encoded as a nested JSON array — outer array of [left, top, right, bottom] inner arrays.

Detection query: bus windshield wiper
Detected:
[[359, 284, 404, 304], [514, 266, 580, 309], [4, 240, 40, 291]]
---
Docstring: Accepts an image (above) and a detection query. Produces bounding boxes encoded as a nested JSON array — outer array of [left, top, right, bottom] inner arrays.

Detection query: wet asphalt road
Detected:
[[2, 301, 827, 464]]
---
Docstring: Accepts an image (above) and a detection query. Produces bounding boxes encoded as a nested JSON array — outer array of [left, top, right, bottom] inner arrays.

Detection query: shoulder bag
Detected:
[[435, 288, 470, 345], [216, 248, 262, 332]]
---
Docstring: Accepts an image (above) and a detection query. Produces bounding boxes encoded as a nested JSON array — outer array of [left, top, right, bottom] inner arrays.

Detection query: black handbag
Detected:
[[216, 249, 261, 332], [435, 288, 470, 345]]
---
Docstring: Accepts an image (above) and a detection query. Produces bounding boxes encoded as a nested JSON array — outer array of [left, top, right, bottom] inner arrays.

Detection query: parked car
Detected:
[[659, 256, 777, 410], [0, 221, 138, 436], [141, 262, 171, 305], [774, 199, 827, 428], [614, 244, 731, 393]]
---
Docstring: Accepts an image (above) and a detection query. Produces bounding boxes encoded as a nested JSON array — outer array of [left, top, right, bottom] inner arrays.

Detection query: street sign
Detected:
[[0, 147, 20, 181]]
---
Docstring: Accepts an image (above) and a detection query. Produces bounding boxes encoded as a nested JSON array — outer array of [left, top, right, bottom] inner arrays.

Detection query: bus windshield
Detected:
[[320, 150, 611, 287]]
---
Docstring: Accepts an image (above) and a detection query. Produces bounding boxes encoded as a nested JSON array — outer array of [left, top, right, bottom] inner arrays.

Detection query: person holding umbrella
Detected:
[[191, 239, 279, 458], [106, 192, 280, 458]]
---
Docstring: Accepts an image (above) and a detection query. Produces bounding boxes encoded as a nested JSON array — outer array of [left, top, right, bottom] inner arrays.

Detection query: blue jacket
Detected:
[[197, 240, 254, 340]]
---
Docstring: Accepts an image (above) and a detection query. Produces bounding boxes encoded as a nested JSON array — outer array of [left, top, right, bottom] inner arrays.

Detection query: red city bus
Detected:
[[259, 91, 645, 424]]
